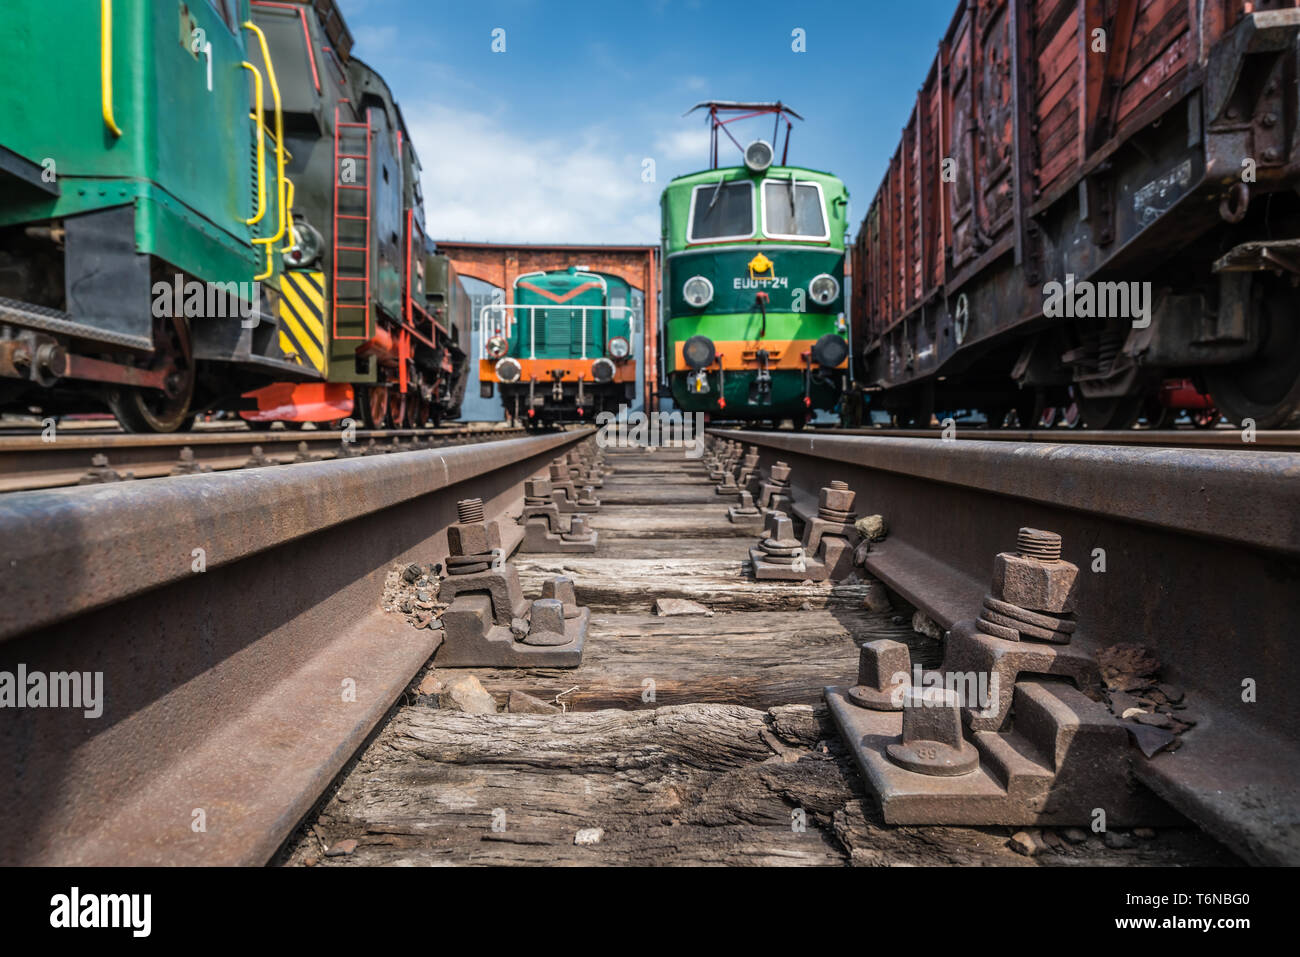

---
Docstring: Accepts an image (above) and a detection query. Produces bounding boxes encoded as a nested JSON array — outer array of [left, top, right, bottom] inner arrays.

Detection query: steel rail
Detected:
[[799, 426, 1300, 451], [0, 428, 592, 865], [717, 428, 1300, 865], [0, 425, 527, 492]]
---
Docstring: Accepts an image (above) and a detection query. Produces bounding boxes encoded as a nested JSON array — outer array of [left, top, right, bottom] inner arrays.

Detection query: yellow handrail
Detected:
[[101, 0, 123, 137], [243, 21, 287, 246], [241, 62, 266, 226], [280, 179, 299, 253]]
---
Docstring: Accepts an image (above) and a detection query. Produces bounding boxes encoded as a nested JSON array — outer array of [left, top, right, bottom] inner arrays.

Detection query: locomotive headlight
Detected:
[[486, 335, 510, 359], [682, 334, 716, 371], [591, 357, 616, 383], [495, 357, 522, 382], [809, 273, 840, 306], [607, 336, 631, 359], [683, 276, 713, 308], [286, 219, 324, 267], [744, 139, 774, 174]]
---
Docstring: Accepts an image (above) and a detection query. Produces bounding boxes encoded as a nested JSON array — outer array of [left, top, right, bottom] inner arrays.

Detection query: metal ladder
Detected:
[[332, 106, 372, 340]]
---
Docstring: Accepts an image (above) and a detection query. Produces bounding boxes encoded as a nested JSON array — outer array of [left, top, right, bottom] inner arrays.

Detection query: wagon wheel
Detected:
[[108, 313, 196, 433], [1077, 394, 1143, 430], [1204, 279, 1300, 429]]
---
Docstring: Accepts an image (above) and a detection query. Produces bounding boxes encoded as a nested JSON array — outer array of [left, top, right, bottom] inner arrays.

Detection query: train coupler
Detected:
[[436, 498, 589, 667], [824, 528, 1175, 826]]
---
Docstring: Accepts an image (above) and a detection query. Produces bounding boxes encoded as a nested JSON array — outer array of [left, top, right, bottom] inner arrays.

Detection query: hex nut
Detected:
[[991, 551, 1078, 613], [819, 485, 856, 513], [447, 522, 489, 557]]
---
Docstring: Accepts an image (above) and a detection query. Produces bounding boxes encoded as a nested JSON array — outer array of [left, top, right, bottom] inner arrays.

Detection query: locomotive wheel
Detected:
[[108, 314, 196, 433], [1204, 284, 1300, 429], [1077, 394, 1143, 430], [359, 385, 389, 429], [388, 388, 409, 429]]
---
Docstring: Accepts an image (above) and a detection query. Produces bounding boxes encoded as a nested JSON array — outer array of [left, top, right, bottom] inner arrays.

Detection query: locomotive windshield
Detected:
[[762, 180, 827, 239], [688, 181, 754, 241]]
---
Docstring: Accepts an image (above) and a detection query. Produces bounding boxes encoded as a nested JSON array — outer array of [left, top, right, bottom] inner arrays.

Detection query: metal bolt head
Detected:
[[767, 515, 795, 542], [526, 478, 552, 497], [738, 491, 755, 509], [848, 640, 911, 711], [542, 575, 580, 616], [770, 462, 791, 482], [819, 484, 856, 513], [524, 598, 570, 645], [991, 551, 1078, 613], [885, 687, 980, 777], [447, 522, 489, 557], [567, 515, 590, 537], [900, 687, 964, 748]]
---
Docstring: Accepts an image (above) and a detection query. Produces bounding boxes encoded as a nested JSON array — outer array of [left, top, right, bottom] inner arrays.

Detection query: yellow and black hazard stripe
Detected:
[[277, 271, 327, 375]]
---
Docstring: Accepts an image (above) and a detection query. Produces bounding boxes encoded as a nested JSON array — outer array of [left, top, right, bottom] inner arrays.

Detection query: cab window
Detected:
[[687, 181, 753, 242], [762, 180, 828, 239]]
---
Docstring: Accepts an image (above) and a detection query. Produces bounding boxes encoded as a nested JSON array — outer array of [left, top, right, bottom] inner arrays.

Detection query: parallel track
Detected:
[[0, 425, 527, 493]]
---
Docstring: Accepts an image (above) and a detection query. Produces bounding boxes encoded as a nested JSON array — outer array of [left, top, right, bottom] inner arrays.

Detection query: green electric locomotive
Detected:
[[661, 103, 850, 424]]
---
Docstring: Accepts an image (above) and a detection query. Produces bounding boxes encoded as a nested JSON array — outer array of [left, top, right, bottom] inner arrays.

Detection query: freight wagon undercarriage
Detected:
[[856, 7, 1300, 430]]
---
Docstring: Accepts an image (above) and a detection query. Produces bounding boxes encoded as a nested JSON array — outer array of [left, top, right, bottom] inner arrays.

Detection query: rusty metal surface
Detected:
[[0, 428, 591, 864], [0, 425, 527, 492], [810, 427, 1300, 451], [721, 428, 1300, 864]]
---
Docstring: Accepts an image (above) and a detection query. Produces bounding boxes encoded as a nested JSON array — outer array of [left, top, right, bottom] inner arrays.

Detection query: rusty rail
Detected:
[[716, 428, 1300, 865], [0, 424, 528, 493], [0, 428, 592, 865], [809, 427, 1300, 452]]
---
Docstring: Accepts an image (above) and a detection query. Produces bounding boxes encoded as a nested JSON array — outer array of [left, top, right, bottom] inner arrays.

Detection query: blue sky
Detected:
[[340, 0, 956, 244]]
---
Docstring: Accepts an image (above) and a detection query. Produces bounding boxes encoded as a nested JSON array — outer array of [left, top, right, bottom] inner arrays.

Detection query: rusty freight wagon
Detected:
[[851, 0, 1300, 429]]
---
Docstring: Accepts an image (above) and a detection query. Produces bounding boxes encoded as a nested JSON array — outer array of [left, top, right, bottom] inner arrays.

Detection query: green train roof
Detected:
[[666, 164, 842, 187], [661, 165, 849, 253]]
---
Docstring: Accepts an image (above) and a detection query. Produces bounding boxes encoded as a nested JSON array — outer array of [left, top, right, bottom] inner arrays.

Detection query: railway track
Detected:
[[1, 428, 1293, 866], [0, 424, 527, 493]]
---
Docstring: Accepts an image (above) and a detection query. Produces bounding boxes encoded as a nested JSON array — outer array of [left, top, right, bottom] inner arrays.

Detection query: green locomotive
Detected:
[[480, 266, 637, 425], [0, 0, 465, 431], [661, 103, 850, 424]]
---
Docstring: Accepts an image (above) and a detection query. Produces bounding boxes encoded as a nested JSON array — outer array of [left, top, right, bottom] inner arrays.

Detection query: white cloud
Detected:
[[408, 104, 661, 245], [654, 127, 710, 163]]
